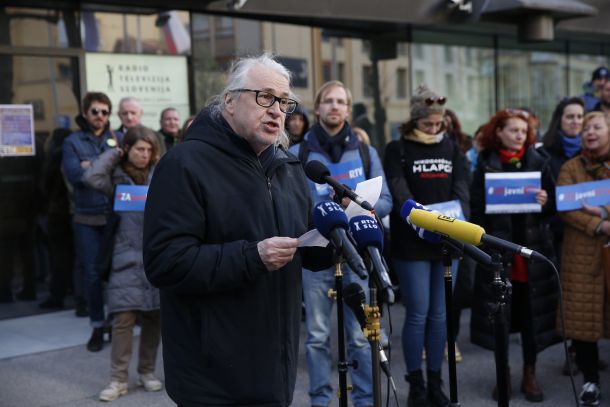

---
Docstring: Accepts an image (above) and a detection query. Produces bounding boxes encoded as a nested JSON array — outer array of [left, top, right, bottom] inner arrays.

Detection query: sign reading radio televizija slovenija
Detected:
[[85, 53, 189, 130]]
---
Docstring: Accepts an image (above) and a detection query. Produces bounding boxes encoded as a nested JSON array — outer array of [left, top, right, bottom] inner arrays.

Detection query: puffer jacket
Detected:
[[557, 156, 610, 341], [83, 148, 159, 313], [469, 147, 558, 352]]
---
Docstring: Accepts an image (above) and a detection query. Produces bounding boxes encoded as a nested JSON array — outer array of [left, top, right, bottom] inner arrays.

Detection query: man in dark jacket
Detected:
[[143, 54, 312, 407]]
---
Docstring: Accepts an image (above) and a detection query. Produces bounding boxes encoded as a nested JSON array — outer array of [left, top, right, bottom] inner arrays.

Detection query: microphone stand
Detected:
[[441, 242, 461, 407], [364, 282, 382, 407], [328, 252, 356, 407], [488, 252, 511, 407]]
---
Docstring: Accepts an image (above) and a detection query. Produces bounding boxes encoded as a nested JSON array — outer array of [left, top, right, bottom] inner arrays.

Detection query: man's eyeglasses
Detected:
[[90, 108, 110, 117], [231, 89, 298, 114], [424, 96, 447, 106]]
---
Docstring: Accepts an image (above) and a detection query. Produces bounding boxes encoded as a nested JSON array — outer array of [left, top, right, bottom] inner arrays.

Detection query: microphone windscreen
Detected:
[[349, 215, 383, 251], [343, 282, 366, 328], [304, 160, 330, 184], [400, 199, 442, 244], [399, 199, 422, 220], [313, 201, 348, 239]]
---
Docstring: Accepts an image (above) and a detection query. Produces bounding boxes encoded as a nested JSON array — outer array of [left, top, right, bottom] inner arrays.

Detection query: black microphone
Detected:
[[312, 201, 368, 280], [344, 282, 394, 381], [348, 215, 395, 304], [304, 160, 374, 212]]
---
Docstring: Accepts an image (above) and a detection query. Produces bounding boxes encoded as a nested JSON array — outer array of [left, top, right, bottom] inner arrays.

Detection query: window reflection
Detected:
[[3, 7, 74, 48]]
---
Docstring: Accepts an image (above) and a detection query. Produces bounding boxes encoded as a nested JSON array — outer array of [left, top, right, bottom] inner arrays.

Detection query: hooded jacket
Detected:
[[143, 106, 311, 406]]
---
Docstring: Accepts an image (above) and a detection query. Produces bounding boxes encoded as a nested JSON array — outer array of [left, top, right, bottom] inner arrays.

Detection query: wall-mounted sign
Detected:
[[0, 105, 35, 157], [85, 53, 190, 130]]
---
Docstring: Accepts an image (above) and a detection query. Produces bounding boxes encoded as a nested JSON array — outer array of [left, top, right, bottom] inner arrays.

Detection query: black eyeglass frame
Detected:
[[90, 107, 110, 117], [230, 88, 298, 114]]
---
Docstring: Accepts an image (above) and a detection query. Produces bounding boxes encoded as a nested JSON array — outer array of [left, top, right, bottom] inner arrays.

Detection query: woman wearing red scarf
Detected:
[[469, 109, 557, 403]]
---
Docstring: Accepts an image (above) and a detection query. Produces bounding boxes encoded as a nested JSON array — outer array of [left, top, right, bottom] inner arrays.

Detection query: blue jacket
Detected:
[[62, 127, 121, 216], [289, 123, 392, 218]]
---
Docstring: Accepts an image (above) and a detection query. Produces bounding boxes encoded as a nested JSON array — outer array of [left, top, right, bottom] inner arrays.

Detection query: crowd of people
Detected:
[[2, 54, 610, 407]]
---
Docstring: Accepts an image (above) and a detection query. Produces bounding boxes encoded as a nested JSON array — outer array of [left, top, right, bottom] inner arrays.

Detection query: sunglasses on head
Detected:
[[424, 96, 447, 106], [90, 107, 109, 117], [504, 108, 530, 119]]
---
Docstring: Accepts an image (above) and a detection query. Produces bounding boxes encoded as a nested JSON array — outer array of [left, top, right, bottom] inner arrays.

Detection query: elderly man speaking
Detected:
[[143, 54, 314, 407]]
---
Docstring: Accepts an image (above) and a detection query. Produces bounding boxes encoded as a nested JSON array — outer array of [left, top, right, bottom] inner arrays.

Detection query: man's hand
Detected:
[[257, 237, 299, 271]]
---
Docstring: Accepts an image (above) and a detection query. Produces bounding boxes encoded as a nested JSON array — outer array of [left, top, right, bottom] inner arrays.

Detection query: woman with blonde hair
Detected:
[[557, 111, 610, 406]]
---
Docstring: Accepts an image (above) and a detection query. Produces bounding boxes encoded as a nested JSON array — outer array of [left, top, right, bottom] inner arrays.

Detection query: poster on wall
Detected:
[[85, 53, 190, 130], [0, 105, 35, 157]]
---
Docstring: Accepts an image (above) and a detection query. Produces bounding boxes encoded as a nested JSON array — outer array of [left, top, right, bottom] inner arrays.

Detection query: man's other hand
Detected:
[[257, 237, 299, 271]]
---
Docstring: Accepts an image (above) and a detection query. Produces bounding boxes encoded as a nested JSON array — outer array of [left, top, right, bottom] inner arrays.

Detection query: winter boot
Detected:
[[427, 369, 449, 407], [406, 370, 430, 407]]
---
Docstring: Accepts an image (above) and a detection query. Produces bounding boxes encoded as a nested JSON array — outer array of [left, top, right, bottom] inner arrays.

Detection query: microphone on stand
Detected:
[[408, 206, 548, 262], [400, 199, 493, 266], [312, 201, 368, 279], [348, 215, 395, 304], [305, 160, 374, 212], [343, 282, 395, 386]]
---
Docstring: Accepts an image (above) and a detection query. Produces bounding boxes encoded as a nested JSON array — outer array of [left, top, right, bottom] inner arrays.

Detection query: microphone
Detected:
[[400, 199, 492, 266], [304, 160, 374, 212], [343, 282, 394, 382], [409, 208, 547, 262], [312, 201, 368, 279], [348, 215, 395, 304]]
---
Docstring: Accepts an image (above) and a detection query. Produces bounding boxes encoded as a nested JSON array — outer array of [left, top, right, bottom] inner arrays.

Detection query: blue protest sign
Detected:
[[427, 199, 465, 220], [314, 159, 366, 197], [113, 184, 148, 212], [556, 179, 610, 211], [485, 171, 541, 214]]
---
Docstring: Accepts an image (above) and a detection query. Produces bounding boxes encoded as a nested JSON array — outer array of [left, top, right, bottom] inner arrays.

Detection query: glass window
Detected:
[[362, 65, 373, 98], [567, 53, 609, 99], [3, 7, 77, 48], [412, 43, 494, 135], [85, 10, 190, 55], [497, 49, 567, 132], [396, 68, 407, 99]]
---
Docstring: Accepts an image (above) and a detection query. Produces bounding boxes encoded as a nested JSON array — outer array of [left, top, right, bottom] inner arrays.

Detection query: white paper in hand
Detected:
[[297, 229, 329, 247], [345, 176, 382, 218]]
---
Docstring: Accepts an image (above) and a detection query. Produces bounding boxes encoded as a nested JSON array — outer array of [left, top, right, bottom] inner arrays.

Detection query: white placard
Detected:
[[85, 53, 190, 130]]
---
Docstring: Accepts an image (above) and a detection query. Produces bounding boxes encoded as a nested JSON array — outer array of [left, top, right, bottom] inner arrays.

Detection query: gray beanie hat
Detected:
[[410, 84, 446, 121]]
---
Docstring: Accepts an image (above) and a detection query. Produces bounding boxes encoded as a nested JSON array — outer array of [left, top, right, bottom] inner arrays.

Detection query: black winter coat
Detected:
[[469, 147, 559, 352], [143, 108, 311, 407]]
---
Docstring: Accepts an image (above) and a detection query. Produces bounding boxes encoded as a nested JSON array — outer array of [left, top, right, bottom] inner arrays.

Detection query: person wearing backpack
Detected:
[[289, 80, 392, 407]]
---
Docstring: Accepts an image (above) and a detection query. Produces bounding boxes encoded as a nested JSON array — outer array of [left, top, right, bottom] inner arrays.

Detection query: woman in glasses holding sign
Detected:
[[82, 126, 163, 402], [556, 111, 610, 407], [469, 109, 556, 403]]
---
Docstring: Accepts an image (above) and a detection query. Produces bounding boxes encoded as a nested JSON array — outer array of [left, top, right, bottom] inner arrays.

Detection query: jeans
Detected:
[[394, 258, 457, 373], [303, 266, 373, 407], [73, 222, 105, 327]]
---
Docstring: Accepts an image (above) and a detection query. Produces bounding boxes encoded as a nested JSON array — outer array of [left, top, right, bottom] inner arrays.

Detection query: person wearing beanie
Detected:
[[384, 85, 469, 407], [582, 66, 610, 112]]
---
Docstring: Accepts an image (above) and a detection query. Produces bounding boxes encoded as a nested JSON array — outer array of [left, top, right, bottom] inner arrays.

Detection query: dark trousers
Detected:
[[511, 281, 537, 365], [572, 340, 599, 384]]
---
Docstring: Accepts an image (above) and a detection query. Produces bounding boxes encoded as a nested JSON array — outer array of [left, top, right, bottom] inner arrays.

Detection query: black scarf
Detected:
[[312, 122, 351, 163]]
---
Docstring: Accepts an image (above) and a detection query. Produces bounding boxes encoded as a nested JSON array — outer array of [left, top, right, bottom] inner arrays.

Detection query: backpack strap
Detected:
[[358, 142, 371, 179], [298, 139, 310, 167]]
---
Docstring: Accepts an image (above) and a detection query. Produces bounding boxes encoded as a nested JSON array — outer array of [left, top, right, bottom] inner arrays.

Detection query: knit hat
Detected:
[[410, 84, 447, 121]]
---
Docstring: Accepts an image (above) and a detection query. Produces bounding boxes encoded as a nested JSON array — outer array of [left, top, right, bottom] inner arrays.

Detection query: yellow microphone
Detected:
[[409, 208, 547, 261], [409, 209, 484, 246]]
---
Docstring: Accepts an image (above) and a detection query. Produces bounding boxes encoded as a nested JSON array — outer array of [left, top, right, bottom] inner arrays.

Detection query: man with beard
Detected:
[[143, 54, 316, 406], [289, 81, 392, 407], [63, 92, 120, 352]]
